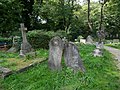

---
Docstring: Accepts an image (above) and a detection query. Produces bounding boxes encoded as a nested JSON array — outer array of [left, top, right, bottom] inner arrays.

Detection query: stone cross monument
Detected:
[[20, 23, 27, 43], [19, 23, 33, 57]]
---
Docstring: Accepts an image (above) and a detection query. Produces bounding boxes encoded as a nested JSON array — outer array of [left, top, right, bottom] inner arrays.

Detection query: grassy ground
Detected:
[[0, 44, 120, 90], [106, 43, 120, 49], [0, 49, 48, 71]]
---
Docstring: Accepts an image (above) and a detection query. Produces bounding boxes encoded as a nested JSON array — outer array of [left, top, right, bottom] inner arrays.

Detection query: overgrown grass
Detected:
[[106, 43, 120, 49], [0, 49, 48, 71], [0, 44, 120, 90]]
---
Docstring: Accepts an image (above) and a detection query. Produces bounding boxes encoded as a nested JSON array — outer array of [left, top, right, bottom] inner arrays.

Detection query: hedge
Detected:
[[27, 30, 67, 49], [0, 37, 12, 46]]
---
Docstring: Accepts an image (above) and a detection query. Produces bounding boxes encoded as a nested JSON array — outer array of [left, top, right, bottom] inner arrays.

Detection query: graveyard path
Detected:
[[104, 46, 120, 69]]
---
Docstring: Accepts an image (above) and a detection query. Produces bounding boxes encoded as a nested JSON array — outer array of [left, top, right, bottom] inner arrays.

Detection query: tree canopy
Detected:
[[0, 0, 120, 39]]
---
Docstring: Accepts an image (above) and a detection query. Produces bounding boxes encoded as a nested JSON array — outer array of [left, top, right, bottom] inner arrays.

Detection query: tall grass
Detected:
[[1, 44, 120, 90]]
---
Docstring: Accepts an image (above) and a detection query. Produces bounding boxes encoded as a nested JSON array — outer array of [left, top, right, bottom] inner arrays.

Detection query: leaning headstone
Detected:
[[64, 42, 85, 72], [48, 36, 64, 70], [86, 35, 94, 44], [19, 23, 34, 57], [7, 36, 20, 53]]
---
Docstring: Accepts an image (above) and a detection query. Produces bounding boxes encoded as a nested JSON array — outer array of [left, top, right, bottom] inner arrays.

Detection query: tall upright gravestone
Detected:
[[48, 36, 64, 70], [19, 23, 34, 57], [64, 42, 85, 72]]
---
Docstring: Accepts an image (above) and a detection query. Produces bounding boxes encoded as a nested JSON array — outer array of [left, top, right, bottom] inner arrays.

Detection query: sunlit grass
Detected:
[[106, 43, 120, 49]]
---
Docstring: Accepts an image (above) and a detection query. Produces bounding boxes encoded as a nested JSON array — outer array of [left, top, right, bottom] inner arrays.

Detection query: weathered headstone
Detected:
[[80, 39, 86, 44], [97, 30, 105, 42], [93, 48, 103, 57], [93, 42, 103, 57], [19, 23, 34, 57], [7, 36, 20, 53], [113, 39, 119, 43], [64, 42, 85, 72], [48, 36, 64, 70], [96, 42, 104, 49], [86, 35, 94, 44]]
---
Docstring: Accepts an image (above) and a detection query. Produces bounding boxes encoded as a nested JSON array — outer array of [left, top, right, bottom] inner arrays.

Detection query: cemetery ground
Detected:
[[0, 49, 48, 71], [0, 44, 120, 90]]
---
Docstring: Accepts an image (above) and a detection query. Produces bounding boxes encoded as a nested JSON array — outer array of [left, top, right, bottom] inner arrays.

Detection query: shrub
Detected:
[[27, 30, 67, 49], [0, 37, 12, 46]]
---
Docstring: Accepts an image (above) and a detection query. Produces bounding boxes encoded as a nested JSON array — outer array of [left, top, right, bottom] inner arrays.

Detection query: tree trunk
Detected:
[[88, 0, 92, 32]]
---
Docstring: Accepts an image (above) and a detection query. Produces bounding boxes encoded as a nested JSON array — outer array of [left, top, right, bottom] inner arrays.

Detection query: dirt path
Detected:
[[104, 46, 120, 69]]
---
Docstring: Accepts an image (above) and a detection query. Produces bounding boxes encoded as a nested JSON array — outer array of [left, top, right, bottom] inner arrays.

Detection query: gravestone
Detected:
[[7, 36, 20, 53], [48, 36, 64, 70], [113, 39, 119, 43], [80, 39, 86, 44], [86, 35, 94, 44], [93, 42, 103, 57], [93, 30, 105, 57], [93, 48, 103, 57], [64, 42, 85, 72], [19, 23, 34, 57], [97, 30, 105, 42], [96, 42, 104, 49]]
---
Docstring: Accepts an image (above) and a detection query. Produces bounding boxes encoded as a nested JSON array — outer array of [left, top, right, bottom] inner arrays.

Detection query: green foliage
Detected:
[[1, 44, 120, 90], [106, 43, 120, 49], [104, 0, 120, 38], [27, 30, 67, 49], [0, 52, 18, 59], [0, 37, 12, 43], [0, 0, 22, 37]]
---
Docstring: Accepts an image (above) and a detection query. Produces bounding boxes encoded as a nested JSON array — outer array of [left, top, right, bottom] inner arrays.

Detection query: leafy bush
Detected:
[[0, 37, 12, 47], [27, 30, 67, 49]]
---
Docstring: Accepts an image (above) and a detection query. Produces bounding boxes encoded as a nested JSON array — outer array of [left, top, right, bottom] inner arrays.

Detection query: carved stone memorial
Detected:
[[7, 36, 20, 53], [97, 30, 105, 43], [64, 42, 85, 72], [19, 23, 34, 57], [48, 36, 64, 70]]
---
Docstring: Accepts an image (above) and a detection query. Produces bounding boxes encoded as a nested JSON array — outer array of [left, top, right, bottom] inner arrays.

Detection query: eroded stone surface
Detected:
[[0, 67, 12, 78], [93, 48, 103, 57], [64, 42, 85, 72], [48, 36, 64, 70], [86, 35, 94, 44], [7, 36, 20, 53], [19, 23, 34, 57]]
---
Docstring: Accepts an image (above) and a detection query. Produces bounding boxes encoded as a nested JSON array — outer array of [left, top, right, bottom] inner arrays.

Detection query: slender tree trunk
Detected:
[[100, 4, 104, 31], [88, 0, 92, 32]]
